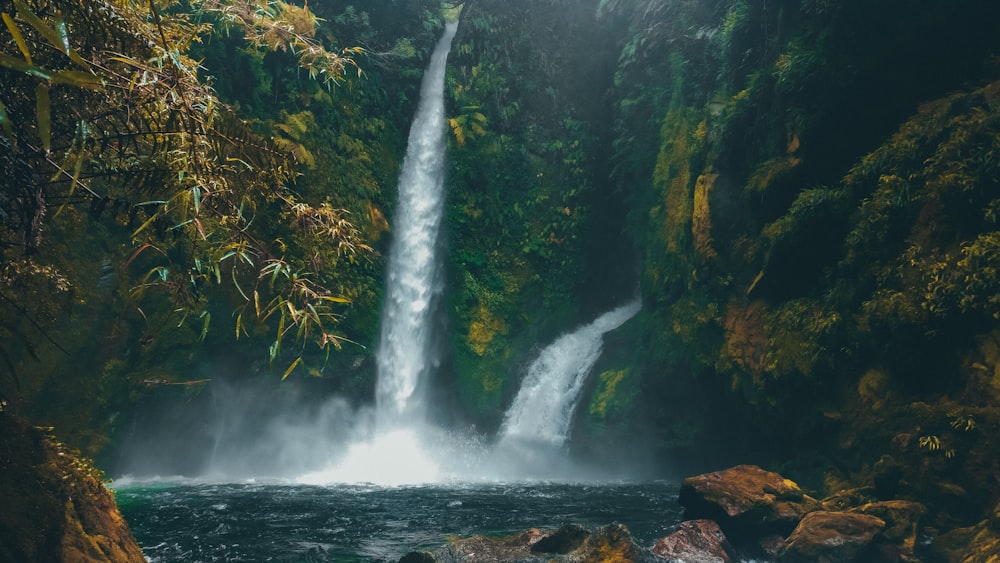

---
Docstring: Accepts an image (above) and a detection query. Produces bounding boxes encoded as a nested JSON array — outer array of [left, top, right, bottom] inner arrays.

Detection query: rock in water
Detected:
[[530, 523, 590, 554], [652, 519, 737, 563], [403, 522, 642, 562]]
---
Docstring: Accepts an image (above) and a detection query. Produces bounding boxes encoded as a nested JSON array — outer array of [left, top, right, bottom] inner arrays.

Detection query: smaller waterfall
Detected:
[[492, 297, 641, 477]]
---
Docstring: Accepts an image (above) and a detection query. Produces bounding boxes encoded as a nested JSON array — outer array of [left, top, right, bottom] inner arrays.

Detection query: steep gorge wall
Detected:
[[445, 0, 1000, 526]]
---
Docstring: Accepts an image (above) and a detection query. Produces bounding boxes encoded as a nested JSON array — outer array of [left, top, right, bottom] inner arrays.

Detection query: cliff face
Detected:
[[0, 413, 144, 562], [442, 0, 1000, 527]]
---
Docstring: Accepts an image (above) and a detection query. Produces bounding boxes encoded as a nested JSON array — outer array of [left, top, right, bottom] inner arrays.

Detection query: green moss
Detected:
[[588, 369, 637, 420]]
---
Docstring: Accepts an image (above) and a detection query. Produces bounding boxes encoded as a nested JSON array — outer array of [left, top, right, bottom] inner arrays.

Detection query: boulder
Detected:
[[530, 523, 589, 554], [850, 500, 926, 559], [398, 552, 436, 563], [929, 501, 1000, 563], [576, 523, 641, 562], [406, 523, 642, 562], [679, 465, 823, 541], [652, 519, 736, 563], [778, 511, 886, 563]]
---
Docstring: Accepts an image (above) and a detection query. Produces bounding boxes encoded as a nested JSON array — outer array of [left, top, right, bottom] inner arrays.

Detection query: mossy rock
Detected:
[[0, 414, 144, 563]]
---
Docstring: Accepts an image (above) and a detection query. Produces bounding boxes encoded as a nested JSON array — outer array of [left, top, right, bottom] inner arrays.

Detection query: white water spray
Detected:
[[493, 297, 642, 474]]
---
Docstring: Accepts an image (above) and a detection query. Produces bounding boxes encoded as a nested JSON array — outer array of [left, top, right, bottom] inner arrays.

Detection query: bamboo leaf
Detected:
[[125, 243, 157, 268], [3, 12, 32, 64], [35, 83, 50, 153], [194, 217, 206, 240], [281, 357, 302, 381], [132, 211, 161, 238], [232, 266, 249, 300], [318, 295, 350, 304], [50, 70, 101, 89], [13, 1, 91, 71], [0, 52, 48, 78], [199, 311, 211, 341]]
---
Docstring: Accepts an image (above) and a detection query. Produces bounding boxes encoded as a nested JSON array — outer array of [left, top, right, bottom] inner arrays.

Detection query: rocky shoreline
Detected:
[[398, 465, 999, 562]]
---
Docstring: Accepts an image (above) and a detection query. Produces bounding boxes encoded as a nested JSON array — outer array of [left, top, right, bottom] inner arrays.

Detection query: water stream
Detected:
[[375, 21, 458, 426], [113, 22, 670, 560]]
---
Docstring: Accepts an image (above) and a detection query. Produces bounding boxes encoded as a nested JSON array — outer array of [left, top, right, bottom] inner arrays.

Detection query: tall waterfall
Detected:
[[376, 21, 458, 426], [497, 298, 642, 455]]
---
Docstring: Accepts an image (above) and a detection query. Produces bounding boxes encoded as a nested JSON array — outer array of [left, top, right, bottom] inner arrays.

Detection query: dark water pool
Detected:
[[115, 481, 683, 562]]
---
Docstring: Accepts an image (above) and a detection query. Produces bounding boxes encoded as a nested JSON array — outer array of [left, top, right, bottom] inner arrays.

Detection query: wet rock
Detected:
[[850, 500, 926, 559], [416, 523, 642, 562], [778, 511, 886, 562], [929, 501, 1000, 563], [679, 465, 823, 541], [530, 523, 589, 554], [652, 519, 736, 562], [820, 487, 878, 511], [398, 551, 436, 563], [576, 523, 641, 562]]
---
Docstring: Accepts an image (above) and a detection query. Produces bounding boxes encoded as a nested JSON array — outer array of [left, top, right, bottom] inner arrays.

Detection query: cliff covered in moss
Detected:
[[439, 0, 1000, 531], [0, 412, 144, 562], [4, 0, 1000, 554]]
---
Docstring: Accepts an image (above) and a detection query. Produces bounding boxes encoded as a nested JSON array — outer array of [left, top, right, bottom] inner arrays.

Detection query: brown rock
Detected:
[[577, 523, 641, 562], [0, 415, 144, 563], [421, 523, 641, 562], [652, 519, 736, 562], [778, 511, 886, 563], [679, 465, 822, 540], [850, 500, 926, 559]]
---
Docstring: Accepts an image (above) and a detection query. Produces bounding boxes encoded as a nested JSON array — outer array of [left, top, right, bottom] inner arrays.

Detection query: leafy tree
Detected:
[[0, 0, 368, 401]]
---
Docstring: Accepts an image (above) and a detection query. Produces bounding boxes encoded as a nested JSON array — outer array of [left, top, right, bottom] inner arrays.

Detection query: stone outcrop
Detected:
[[0, 414, 145, 562], [397, 523, 640, 562], [669, 465, 930, 562], [652, 519, 736, 563], [777, 511, 886, 562], [850, 500, 926, 560], [401, 465, 939, 562], [678, 464, 823, 542]]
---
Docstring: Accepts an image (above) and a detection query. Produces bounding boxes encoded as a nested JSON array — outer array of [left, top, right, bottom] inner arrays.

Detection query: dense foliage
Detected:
[[4, 0, 1000, 552], [0, 0, 441, 455]]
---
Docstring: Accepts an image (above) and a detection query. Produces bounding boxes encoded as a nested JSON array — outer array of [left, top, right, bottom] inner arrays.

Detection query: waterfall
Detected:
[[497, 298, 642, 456], [298, 23, 457, 486], [376, 21, 458, 427]]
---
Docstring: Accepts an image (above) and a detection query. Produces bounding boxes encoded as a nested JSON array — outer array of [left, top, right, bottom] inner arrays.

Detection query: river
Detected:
[[116, 481, 682, 562]]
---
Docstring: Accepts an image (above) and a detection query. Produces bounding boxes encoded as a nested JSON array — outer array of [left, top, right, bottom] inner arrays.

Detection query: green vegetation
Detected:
[[0, 0, 442, 455], [5, 0, 1000, 550]]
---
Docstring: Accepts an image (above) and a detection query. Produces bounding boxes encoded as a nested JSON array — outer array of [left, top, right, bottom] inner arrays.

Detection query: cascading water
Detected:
[[376, 21, 458, 427], [490, 297, 642, 478], [114, 19, 648, 488], [298, 22, 458, 486]]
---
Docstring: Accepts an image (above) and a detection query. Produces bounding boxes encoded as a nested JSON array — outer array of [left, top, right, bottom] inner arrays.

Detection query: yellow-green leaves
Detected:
[[2, 12, 32, 64], [10, 1, 92, 72]]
